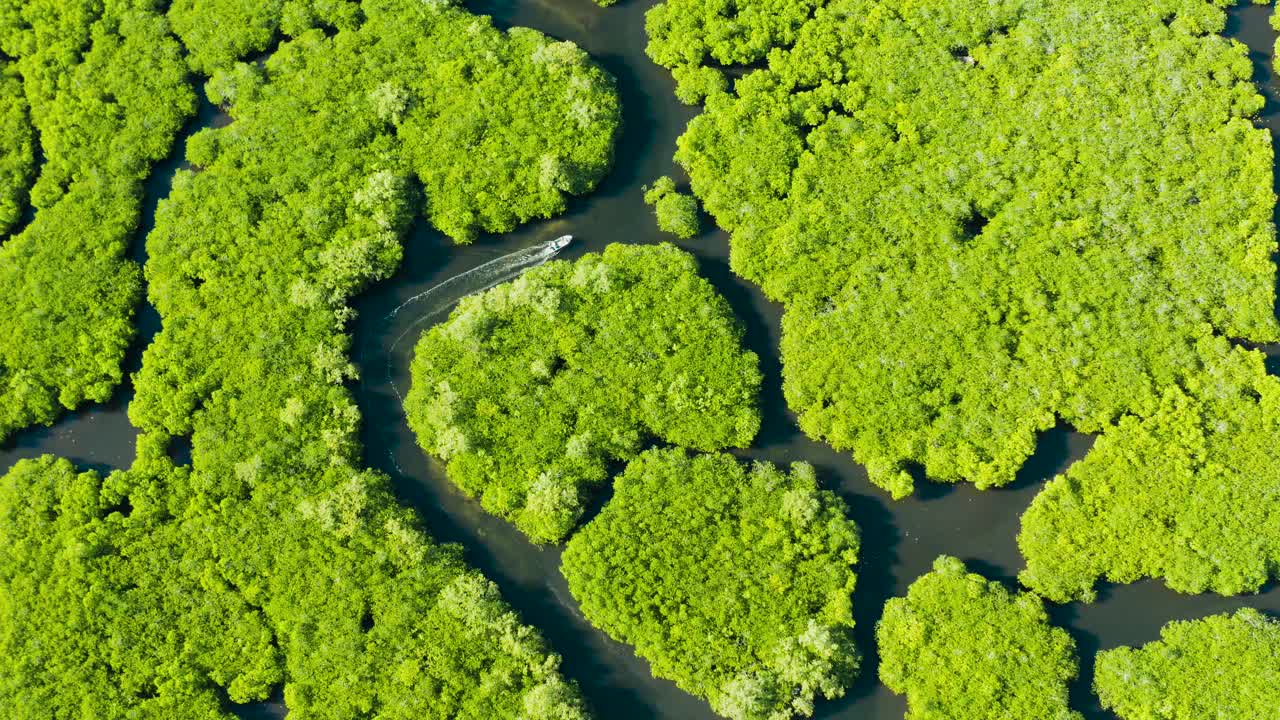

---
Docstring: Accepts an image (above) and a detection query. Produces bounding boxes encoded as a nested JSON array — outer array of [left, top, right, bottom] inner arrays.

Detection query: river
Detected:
[[3, 2, 1279, 719]]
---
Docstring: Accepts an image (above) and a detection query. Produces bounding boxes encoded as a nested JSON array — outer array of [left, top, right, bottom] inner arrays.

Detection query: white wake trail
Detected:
[[383, 236, 570, 405]]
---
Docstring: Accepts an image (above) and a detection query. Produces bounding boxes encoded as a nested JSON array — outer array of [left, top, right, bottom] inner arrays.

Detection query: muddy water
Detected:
[[4, 2, 1280, 719]]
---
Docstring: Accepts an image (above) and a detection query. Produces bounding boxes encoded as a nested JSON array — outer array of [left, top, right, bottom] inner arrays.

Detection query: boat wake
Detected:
[[364, 235, 571, 473], [381, 235, 572, 405]]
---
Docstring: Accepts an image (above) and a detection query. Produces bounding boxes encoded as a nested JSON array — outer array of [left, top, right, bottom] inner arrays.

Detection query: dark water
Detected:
[[5, 2, 1280, 719]]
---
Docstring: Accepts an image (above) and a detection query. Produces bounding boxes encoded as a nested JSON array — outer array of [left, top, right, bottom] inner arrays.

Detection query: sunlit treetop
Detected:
[[878, 556, 1082, 720], [1094, 608, 1280, 720], [0, 455, 282, 716], [167, 0, 618, 244], [0, 449, 592, 719], [562, 449, 860, 720], [657, 0, 1276, 498], [407, 243, 762, 543], [646, 0, 829, 88], [1019, 339, 1280, 602], [644, 175, 702, 239]]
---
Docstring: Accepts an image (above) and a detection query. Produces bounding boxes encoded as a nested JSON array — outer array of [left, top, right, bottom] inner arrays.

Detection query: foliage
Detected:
[[877, 556, 1082, 720], [0, 0, 619, 716], [0, 66, 32, 234], [646, 0, 827, 101], [406, 243, 761, 543], [644, 175, 701, 239], [0, 0, 195, 441], [168, 0, 288, 73], [129, 0, 605, 712], [0, 448, 588, 719], [657, 0, 1278, 499], [176, 0, 617, 244], [561, 449, 860, 720], [0, 455, 280, 718], [1018, 340, 1280, 601], [168, 0, 435, 74], [670, 63, 729, 104], [1093, 608, 1280, 720]]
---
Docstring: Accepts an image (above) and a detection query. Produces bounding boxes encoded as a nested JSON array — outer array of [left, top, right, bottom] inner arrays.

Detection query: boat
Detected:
[[547, 235, 573, 253]]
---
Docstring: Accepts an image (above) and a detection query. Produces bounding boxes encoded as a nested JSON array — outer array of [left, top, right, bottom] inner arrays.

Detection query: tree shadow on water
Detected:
[[692, 252, 800, 447], [1046, 601, 1111, 720], [916, 420, 1090, 503], [229, 688, 286, 720], [961, 557, 1021, 588], [1008, 421, 1088, 491], [817, 462, 902, 714]]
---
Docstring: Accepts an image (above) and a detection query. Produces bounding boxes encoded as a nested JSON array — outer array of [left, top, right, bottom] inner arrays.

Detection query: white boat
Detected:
[[547, 235, 572, 253]]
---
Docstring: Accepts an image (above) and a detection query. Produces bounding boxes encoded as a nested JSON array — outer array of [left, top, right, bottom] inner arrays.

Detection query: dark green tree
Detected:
[[0, 65, 32, 234]]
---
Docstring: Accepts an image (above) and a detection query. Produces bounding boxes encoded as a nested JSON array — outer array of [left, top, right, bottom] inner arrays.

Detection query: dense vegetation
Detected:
[[0, 0, 195, 440], [562, 449, 860, 720], [0, 67, 32, 234], [0, 0, 622, 715], [406, 243, 761, 543], [1, 454, 283, 716], [166, 0, 628, 229], [4, 0, 1276, 715], [646, 0, 827, 102], [651, 0, 1277, 501], [173, 0, 616, 244], [1094, 608, 1280, 719], [168, 0, 290, 73], [1018, 341, 1280, 601], [0, 452, 587, 718], [878, 556, 1081, 720], [644, 175, 701, 239]]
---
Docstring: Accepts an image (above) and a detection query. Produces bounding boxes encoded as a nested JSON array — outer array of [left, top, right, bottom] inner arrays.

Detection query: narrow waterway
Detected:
[[3, 2, 1279, 719]]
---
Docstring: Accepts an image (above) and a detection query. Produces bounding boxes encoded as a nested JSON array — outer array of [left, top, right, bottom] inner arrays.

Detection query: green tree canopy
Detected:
[[168, 0, 289, 74], [0, 0, 195, 440], [0, 448, 588, 719], [658, 0, 1276, 499], [0, 454, 281, 718], [0, 65, 32, 234], [877, 556, 1082, 720], [1018, 339, 1280, 602], [1094, 608, 1280, 720], [646, 0, 829, 93], [0, 0, 620, 715], [644, 175, 702, 239], [407, 243, 761, 543], [561, 449, 860, 720]]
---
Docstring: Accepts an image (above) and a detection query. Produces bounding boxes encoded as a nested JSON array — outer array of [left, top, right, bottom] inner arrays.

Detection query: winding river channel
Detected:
[[4, 2, 1280, 719]]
